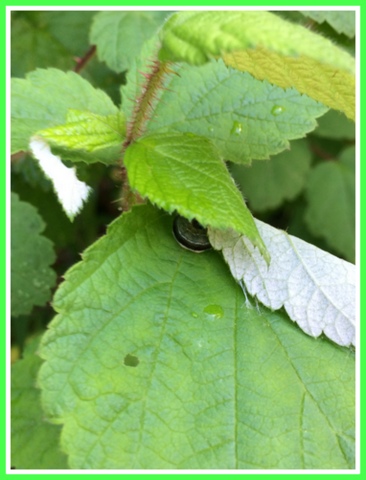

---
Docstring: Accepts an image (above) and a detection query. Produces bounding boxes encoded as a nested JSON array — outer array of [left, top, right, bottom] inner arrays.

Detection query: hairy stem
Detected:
[[120, 59, 173, 210], [122, 60, 172, 152]]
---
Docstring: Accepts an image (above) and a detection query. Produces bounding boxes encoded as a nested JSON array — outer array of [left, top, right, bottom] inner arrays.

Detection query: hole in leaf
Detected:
[[124, 354, 139, 367]]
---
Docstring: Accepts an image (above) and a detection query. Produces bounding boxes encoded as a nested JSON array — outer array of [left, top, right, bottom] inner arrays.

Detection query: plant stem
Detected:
[[73, 45, 96, 73], [122, 60, 172, 152], [120, 59, 172, 210]]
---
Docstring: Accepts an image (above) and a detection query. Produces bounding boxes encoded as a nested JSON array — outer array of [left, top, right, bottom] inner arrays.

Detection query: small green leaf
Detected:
[[305, 146, 355, 262], [143, 60, 327, 165], [37, 205, 354, 469], [11, 68, 119, 153], [124, 132, 268, 259], [159, 11, 355, 120], [230, 139, 312, 211], [37, 109, 126, 152], [11, 192, 56, 317], [11, 337, 68, 469], [90, 10, 169, 73], [301, 10, 356, 38]]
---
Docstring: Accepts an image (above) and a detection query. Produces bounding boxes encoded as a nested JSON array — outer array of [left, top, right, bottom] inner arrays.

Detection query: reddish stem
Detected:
[[73, 45, 96, 73]]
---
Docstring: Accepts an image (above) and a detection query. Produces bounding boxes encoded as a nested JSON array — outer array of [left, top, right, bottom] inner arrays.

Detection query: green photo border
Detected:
[[5, 2, 361, 478]]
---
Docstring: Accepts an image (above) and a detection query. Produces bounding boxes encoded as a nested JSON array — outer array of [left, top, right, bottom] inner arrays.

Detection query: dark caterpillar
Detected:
[[173, 215, 211, 252]]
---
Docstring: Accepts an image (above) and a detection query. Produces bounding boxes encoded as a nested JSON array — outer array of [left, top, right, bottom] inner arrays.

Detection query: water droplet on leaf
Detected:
[[191, 311, 198, 318], [203, 304, 224, 319], [271, 105, 285, 116], [230, 121, 243, 136]]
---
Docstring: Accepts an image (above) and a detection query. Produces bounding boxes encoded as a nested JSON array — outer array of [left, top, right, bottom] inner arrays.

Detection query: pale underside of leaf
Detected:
[[208, 219, 355, 347], [159, 11, 355, 120], [29, 136, 92, 220]]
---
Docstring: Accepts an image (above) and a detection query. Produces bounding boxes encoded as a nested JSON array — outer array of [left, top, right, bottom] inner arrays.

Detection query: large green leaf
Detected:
[[11, 337, 68, 469], [38, 205, 354, 469], [159, 11, 355, 120], [90, 11, 169, 73], [124, 132, 268, 259], [140, 60, 327, 164], [305, 146, 355, 262], [11, 68, 119, 154], [230, 139, 312, 211], [11, 192, 56, 317]]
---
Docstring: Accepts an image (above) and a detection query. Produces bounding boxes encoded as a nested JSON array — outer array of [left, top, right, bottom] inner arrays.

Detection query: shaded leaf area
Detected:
[[90, 10, 170, 73], [124, 132, 268, 260], [11, 337, 69, 469], [141, 60, 327, 164], [230, 139, 312, 211], [11, 11, 95, 77], [11, 154, 105, 252], [209, 218, 355, 347], [38, 205, 354, 469], [37, 109, 126, 153], [159, 11, 355, 120], [11, 192, 56, 317], [11, 68, 119, 155], [300, 10, 355, 38], [305, 146, 355, 262], [313, 109, 355, 140]]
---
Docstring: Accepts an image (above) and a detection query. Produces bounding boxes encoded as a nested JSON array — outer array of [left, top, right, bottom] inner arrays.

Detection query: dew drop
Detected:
[[208, 126, 215, 133], [271, 105, 285, 116], [230, 121, 243, 136], [191, 311, 198, 318], [203, 304, 224, 319]]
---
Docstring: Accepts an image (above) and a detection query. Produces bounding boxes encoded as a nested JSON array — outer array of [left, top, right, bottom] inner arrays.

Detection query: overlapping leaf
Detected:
[[11, 192, 56, 317], [11, 68, 120, 154], [209, 218, 355, 347], [141, 60, 328, 164], [37, 109, 126, 152], [124, 132, 268, 259], [159, 11, 355, 119], [38, 205, 355, 469]]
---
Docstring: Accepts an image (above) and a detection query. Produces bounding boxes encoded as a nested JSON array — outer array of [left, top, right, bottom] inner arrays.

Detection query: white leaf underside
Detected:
[[209, 219, 355, 347], [29, 136, 92, 220]]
